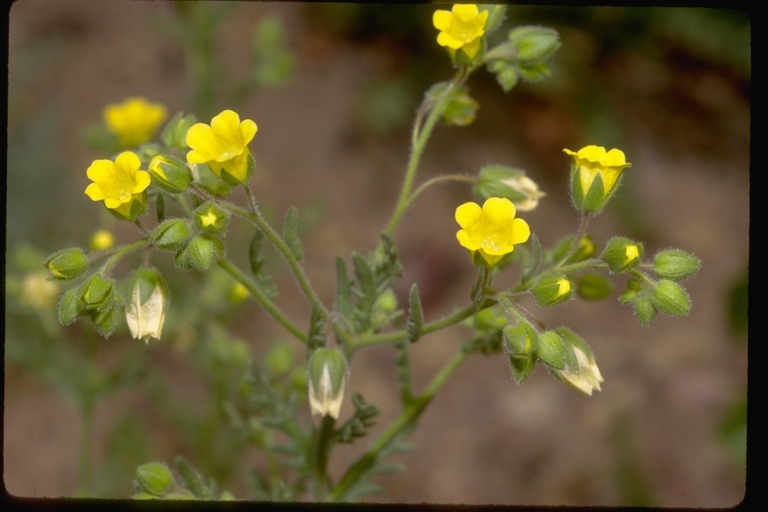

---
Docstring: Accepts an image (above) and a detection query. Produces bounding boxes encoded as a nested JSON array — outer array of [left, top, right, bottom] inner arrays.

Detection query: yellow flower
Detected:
[[563, 145, 631, 199], [103, 97, 167, 148], [90, 230, 115, 251], [455, 197, 531, 266], [85, 152, 151, 216], [433, 4, 489, 59], [554, 345, 604, 396], [199, 207, 218, 228], [186, 110, 257, 185]]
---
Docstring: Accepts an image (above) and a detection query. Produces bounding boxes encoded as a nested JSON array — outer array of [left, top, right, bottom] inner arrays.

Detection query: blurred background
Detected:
[[6, 1, 748, 505]]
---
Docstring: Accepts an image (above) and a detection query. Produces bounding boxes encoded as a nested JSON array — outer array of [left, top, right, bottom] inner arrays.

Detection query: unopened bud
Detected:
[[633, 296, 657, 327], [148, 155, 193, 194], [601, 237, 642, 273], [536, 330, 577, 370], [135, 462, 174, 496], [78, 274, 115, 310], [193, 201, 229, 234], [551, 328, 603, 396], [653, 249, 701, 281], [44, 247, 89, 281], [150, 219, 191, 252], [474, 165, 545, 211], [650, 279, 691, 317], [508, 26, 561, 63], [187, 235, 223, 271], [307, 348, 348, 419], [161, 112, 197, 149], [531, 272, 572, 307]]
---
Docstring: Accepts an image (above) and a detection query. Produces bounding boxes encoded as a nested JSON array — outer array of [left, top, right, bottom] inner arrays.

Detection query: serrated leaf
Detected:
[[249, 229, 266, 275], [335, 257, 352, 319], [282, 206, 304, 261], [406, 283, 423, 343], [520, 233, 541, 284]]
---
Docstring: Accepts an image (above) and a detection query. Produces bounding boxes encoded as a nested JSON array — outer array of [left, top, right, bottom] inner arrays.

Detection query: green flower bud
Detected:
[[125, 267, 168, 343], [58, 287, 84, 325], [192, 201, 229, 235], [618, 279, 643, 304], [150, 218, 192, 252], [503, 321, 539, 356], [148, 155, 193, 194], [508, 353, 536, 384], [44, 247, 90, 281], [135, 462, 174, 496], [531, 272, 573, 307], [633, 296, 657, 327], [474, 165, 546, 212], [161, 112, 196, 149], [466, 305, 507, 332], [307, 347, 349, 419], [536, 330, 577, 370], [494, 64, 518, 92], [78, 274, 115, 311], [371, 288, 399, 329], [550, 234, 596, 264], [650, 279, 691, 317], [653, 249, 701, 281], [576, 273, 613, 300], [601, 237, 643, 273], [187, 235, 224, 271], [265, 342, 295, 376], [441, 85, 479, 127], [90, 305, 119, 338], [508, 26, 561, 63]]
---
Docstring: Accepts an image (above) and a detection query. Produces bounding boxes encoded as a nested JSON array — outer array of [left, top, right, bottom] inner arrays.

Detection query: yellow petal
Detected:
[[510, 218, 531, 245], [186, 123, 219, 162], [86, 160, 116, 182], [603, 148, 630, 167], [578, 145, 606, 162], [481, 197, 516, 226], [455, 202, 482, 229], [132, 170, 151, 193], [437, 31, 464, 50], [239, 119, 258, 145], [452, 4, 480, 21], [84, 183, 105, 201], [457, 229, 481, 251], [462, 37, 482, 58], [433, 10, 453, 31], [114, 151, 141, 174]]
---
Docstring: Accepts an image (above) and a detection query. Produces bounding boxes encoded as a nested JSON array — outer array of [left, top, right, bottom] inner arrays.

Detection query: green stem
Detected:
[[555, 214, 589, 268], [217, 259, 307, 343], [385, 67, 468, 235], [556, 258, 608, 274], [402, 174, 478, 213], [100, 239, 150, 276], [312, 415, 336, 501], [351, 303, 479, 350], [329, 350, 470, 501], [219, 200, 328, 317]]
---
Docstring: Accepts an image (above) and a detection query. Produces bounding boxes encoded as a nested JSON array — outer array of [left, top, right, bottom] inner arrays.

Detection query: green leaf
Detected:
[[520, 233, 541, 284], [249, 229, 266, 275], [58, 286, 82, 325], [283, 206, 304, 261], [335, 257, 352, 319], [406, 283, 423, 343]]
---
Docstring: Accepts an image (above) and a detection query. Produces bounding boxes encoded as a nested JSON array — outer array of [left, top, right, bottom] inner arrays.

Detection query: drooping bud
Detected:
[[536, 330, 577, 370], [125, 267, 168, 343], [148, 155, 193, 194], [78, 274, 116, 311], [601, 237, 643, 273], [504, 321, 539, 383], [551, 327, 603, 396], [44, 247, 90, 281], [307, 347, 349, 419], [474, 165, 546, 212], [508, 26, 561, 63]]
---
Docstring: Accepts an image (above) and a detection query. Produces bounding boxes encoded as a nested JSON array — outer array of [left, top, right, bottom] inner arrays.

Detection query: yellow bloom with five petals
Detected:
[[103, 97, 167, 148], [186, 110, 257, 185], [85, 151, 151, 219], [456, 197, 531, 267], [433, 4, 489, 59]]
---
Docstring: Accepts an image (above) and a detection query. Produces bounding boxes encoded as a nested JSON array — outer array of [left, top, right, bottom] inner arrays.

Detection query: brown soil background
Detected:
[[6, 2, 748, 505]]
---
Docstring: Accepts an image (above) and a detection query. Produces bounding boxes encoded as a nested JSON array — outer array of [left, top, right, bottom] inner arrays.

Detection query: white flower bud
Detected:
[[307, 348, 348, 419], [125, 268, 168, 343]]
